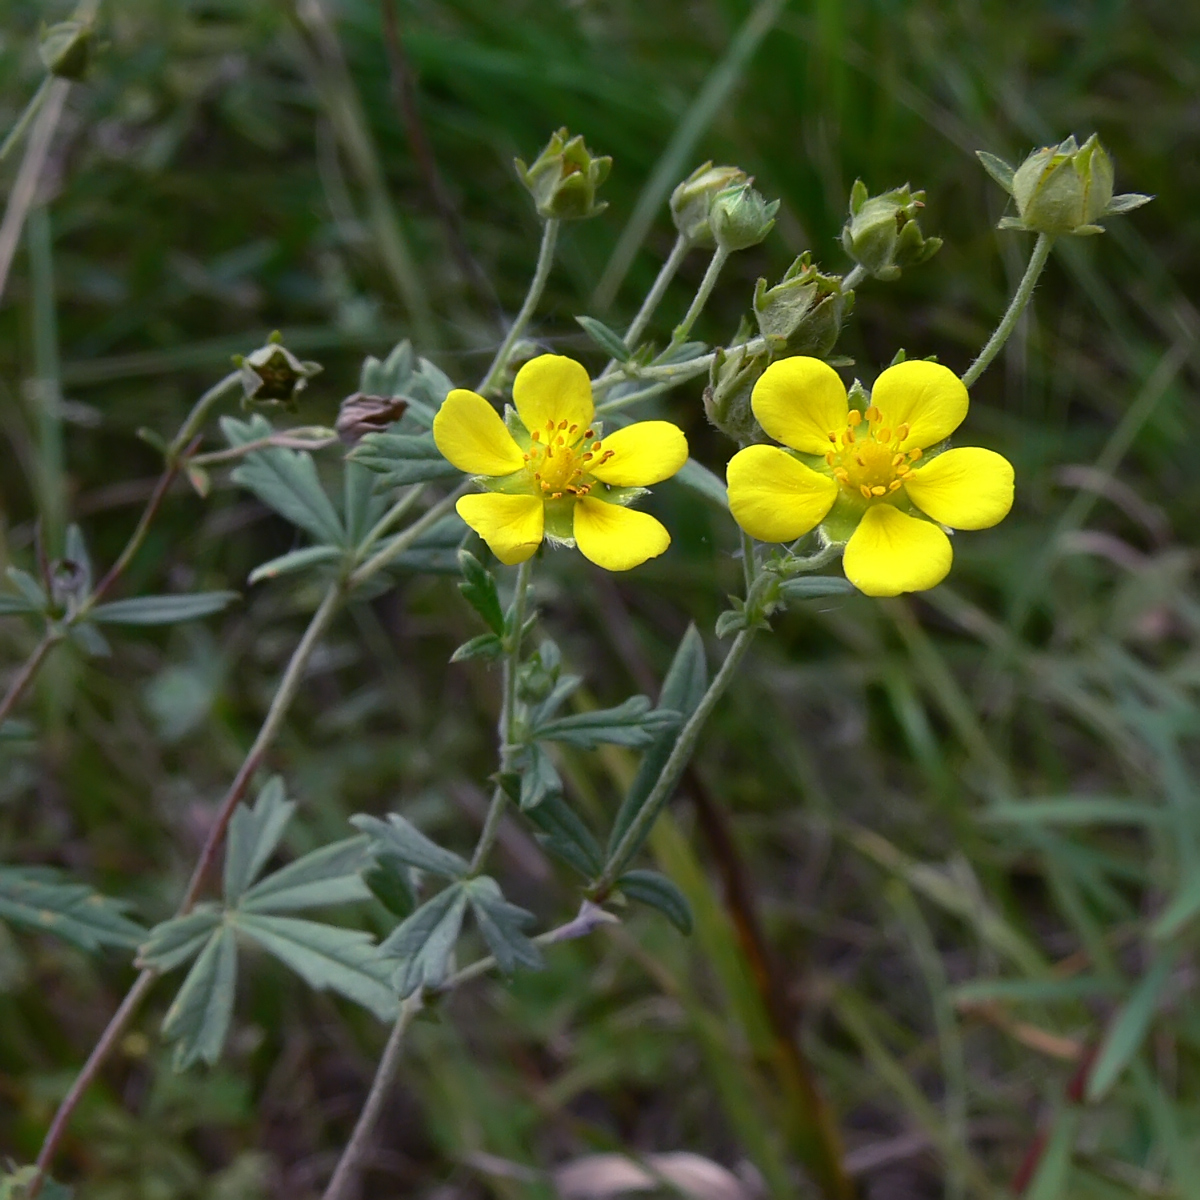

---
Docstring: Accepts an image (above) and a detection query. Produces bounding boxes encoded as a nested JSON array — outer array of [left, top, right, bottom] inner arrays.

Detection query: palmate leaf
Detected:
[[350, 431, 461, 488], [137, 905, 222, 971], [223, 414, 345, 546], [89, 591, 239, 626], [161, 924, 238, 1070], [532, 695, 679, 750], [342, 460, 390, 546], [0, 866, 146, 952], [230, 912, 398, 1021]]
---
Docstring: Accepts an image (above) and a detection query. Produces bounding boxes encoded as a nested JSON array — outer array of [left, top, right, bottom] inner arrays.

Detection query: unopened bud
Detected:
[[841, 182, 941, 281], [710, 182, 780, 253], [39, 20, 92, 81], [235, 333, 322, 410], [517, 640, 562, 704], [670, 162, 750, 246], [705, 333, 769, 445], [515, 128, 611, 222], [753, 253, 854, 358], [336, 393, 408, 445], [982, 134, 1151, 237]]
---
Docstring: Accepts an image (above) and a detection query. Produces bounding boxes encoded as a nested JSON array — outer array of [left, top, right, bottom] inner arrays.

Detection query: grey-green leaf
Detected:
[[248, 545, 343, 586], [532, 695, 679, 750], [351, 813, 470, 879], [457, 550, 504, 635], [161, 924, 238, 1070], [0, 594, 41, 616], [138, 906, 223, 972], [6, 568, 47, 609], [778, 576, 856, 602], [975, 150, 1015, 193], [576, 315, 631, 362], [379, 885, 467, 997], [1104, 192, 1154, 215], [522, 789, 603, 877], [239, 836, 373, 913], [0, 866, 146, 951], [364, 855, 416, 918], [464, 876, 542, 974], [618, 869, 694, 934], [608, 624, 707, 858], [224, 777, 295, 904], [517, 743, 562, 810], [223, 414, 345, 545], [1086, 950, 1179, 1101], [350, 431, 461, 487], [89, 591, 239, 626], [232, 911, 397, 1020]]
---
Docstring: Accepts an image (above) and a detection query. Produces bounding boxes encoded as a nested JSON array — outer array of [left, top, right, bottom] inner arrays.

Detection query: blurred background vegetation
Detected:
[[2, 0, 1199, 1196]]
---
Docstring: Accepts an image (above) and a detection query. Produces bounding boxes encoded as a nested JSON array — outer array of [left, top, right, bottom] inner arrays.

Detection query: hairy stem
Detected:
[[356, 485, 426, 555], [0, 77, 52, 165], [477, 219, 560, 395], [349, 484, 467, 588], [669, 244, 729, 349], [32, 582, 346, 1186], [596, 627, 757, 891], [320, 994, 425, 1200], [168, 371, 241, 459], [601, 233, 692, 374], [0, 630, 63, 729], [841, 263, 868, 292], [961, 233, 1054, 389]]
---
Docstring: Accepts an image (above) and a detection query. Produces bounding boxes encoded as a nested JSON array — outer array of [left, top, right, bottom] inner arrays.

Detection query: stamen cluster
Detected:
[[825, 405, 922, 501], [524, 420, 615, 499]]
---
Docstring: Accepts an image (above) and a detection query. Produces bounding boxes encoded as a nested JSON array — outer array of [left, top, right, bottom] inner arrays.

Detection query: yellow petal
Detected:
[[456, 493, 544, 565], [842, 504, 952, 597], [433, 389, 525, 476], [903, 447, 1014, 530], [512, 354, 594, 437], [588, 421, 689, 487], [870, 360, 968, 450], [750, 356, 848, 454], [572, 497, 669, 571], [726, 444, 838, 543]]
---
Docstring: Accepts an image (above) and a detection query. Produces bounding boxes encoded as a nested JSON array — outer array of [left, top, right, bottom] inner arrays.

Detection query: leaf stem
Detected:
[[478, 219, 560, 395], [356, 484, 426, 555], [469, 558, 534, 875], [0, 630, 63, 729], [167, 371, 244, 459], [595, 627, 757, 891], [600, 233, 692, 374], [320, 993, 425, 1200], [669, 244, 729, 349], [348, 484, 467, 588], [0, 77, 52, 165], [961, 233, 1054, 389]]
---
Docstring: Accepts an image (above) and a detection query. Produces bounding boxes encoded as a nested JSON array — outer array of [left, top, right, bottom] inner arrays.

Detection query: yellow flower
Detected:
[[433, 355, 688, 571], [726, 356, 1014, 597]]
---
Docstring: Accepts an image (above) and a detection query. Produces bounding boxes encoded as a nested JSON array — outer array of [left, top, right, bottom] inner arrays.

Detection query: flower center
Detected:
[[523, 419, 614, 500], [825, 406, 923, 501]]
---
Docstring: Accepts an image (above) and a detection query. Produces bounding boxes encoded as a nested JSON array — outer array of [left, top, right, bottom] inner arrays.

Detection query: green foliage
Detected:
[[0, 867, 145, 952]]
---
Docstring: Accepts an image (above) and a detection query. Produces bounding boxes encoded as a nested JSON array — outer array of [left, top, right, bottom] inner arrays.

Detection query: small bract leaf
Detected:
[[533, 696, 679, 750], [975, 150, 1016, 193], [576, 315, 631, 362], [618, 869, 694, 934]]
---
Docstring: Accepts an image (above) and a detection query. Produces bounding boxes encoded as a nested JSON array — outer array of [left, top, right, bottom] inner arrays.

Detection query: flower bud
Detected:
[[670, 162, 750, 246], [710, 182, 780, 253], [336, 393, 408, 445], [978, 136, 1152, 235], [841, 181, 942, 281], [39, 20, 93, 81], [515, 128, 611, 222], [517, 640, 561, 704], [235, 333, 322, 410], [1004, 135, 1115, 236], [704, 333, 769, 445], [753, 253, 855, 358]]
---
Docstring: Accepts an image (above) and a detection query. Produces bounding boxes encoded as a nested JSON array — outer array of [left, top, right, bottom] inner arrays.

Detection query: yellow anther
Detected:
[[895, 463, 909, 477], [865, 405, 881, 423], [834, 467, 849, 483], [825, 452, 835, 466], [592, 440, 602, 452], [827, 431, 839, 444], [856, 455, 866, 467], [847, 410, 863, 427], [896, 423, 909, 441], [558, 419, 569, 430], [909, 447, 923, 461], [870, 485, 887, 497], [892, 454, 905, 467], [568, 423, 579, 434], [531, 430, 541, 442], [888, 480, 902, 491], [584, 428, 594, 439], [877, 427, 891, 444], [845, 428, 856, 444], [860, 484, 873, 499]]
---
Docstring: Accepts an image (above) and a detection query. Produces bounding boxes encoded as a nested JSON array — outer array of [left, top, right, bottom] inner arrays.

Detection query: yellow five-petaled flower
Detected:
[[433, 355, 688, 571], [727, 356, 1014, 596]]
